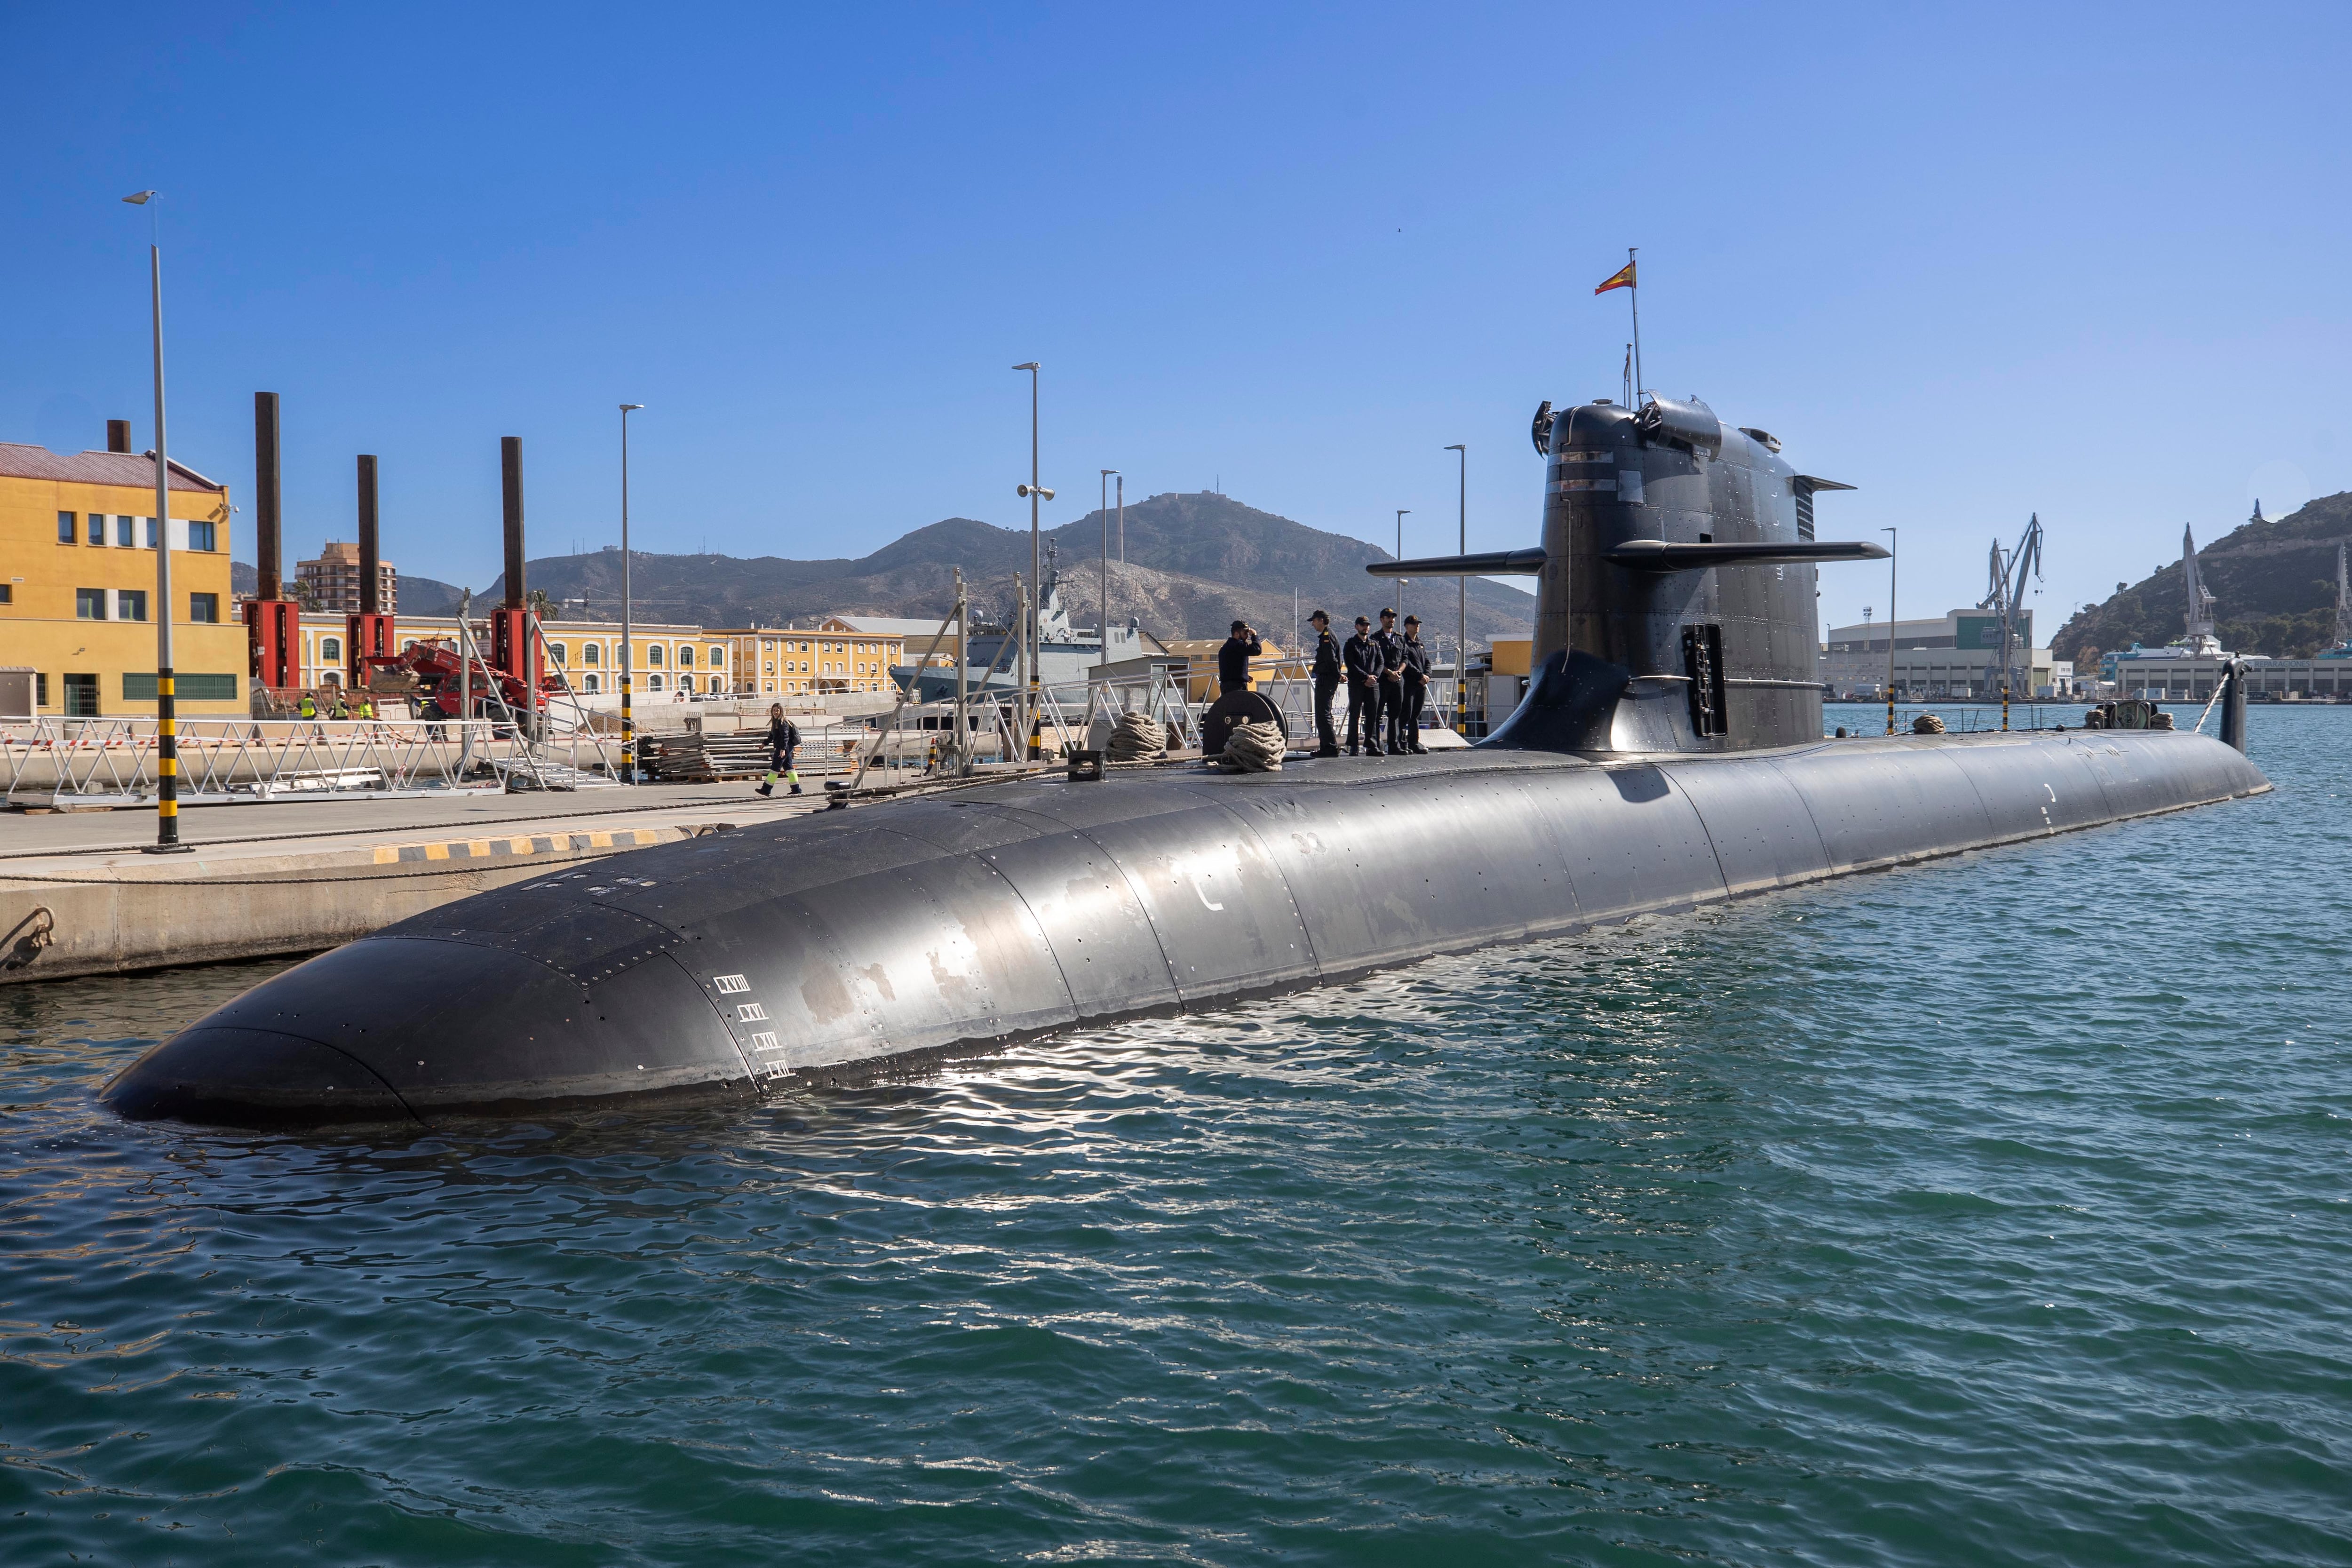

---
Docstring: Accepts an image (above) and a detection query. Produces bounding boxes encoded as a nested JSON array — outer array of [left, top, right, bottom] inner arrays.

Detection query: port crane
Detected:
[[1978, 514, 2043, 705]]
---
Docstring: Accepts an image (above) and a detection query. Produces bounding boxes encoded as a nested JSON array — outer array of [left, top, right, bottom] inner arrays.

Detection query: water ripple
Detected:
[[0, 708, 2346, 1564]]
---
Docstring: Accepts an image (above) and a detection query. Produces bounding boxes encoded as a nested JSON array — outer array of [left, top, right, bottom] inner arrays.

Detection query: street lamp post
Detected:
[[1882, 525, 1898, 735], [1012, 363, 1052, 758], [1394, 509, 1411, 624], [620, 403, 644, 780], [122, 191, 188, 853], [1098, 468, 1118, 672], [1445, 444, 1465, 729]]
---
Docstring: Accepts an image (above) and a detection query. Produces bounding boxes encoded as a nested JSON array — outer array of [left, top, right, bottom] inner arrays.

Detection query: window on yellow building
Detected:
[[648, 645, 664, 667], [117, 589, 147, 621], [57, 511, 75, 544], [679, 645, 695, 668], [116, 517, 134, 548], [87, 516, 104, 546], [190, 593, 219, 623], [548, 644, 567, 665], [188, 520, 216, 552], [582, 643, 600, 666], [320, 636, 341, 663]]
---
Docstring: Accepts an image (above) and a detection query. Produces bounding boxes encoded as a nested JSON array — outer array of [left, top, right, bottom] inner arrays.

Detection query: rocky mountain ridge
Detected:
[[2053, 493, 2352, 661]]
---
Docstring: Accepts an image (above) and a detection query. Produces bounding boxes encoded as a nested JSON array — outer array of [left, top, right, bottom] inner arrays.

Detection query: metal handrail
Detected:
[[0, 715, 576, 807]]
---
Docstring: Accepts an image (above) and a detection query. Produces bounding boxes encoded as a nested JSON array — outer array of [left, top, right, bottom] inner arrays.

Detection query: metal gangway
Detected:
[[0, 715, 628, 812]]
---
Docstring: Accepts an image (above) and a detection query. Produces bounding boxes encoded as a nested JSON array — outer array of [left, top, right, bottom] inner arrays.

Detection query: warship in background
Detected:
[[103, 386, 2270, 1130], [898, 545, 1158, 701]]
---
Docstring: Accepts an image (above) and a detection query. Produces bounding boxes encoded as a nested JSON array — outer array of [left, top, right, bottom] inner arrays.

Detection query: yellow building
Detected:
[[715, 616, 921, 697], [287, 612, 718, 697], [0, 439, 239, 717]]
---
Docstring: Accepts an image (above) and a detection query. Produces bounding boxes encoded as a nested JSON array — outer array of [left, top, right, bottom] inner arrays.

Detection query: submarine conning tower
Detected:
[[1375, 394, 1881, 754]]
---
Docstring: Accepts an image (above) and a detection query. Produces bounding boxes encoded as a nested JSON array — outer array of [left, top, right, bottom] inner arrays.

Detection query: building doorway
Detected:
[[63, 673, 99, 716]]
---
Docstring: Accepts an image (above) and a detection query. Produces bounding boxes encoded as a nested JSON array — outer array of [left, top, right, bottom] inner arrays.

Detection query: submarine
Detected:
[[101, 392, 2271, 1128]]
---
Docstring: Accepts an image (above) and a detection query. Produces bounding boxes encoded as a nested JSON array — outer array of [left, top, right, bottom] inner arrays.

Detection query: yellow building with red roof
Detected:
[[0, 428, 242, 717]]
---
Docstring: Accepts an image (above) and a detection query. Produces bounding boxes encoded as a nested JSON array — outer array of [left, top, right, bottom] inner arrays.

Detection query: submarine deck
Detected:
[[92, 724, 2270, 1126]]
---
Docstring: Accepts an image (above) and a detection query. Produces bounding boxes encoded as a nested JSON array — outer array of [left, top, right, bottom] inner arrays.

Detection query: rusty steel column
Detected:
[[349, 454, 394, 688], [494, 437, 534, 691], [254, 393, 283, 600], [501, 437, 525, 611], [357, 455, 380, 615]]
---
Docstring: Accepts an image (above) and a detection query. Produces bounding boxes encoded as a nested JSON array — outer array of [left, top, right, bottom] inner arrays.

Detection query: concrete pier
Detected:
[[0, 783, 831, 984]]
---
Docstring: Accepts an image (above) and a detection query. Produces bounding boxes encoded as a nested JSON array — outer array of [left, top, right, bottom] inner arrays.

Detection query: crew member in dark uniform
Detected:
[[1216, 621, 1262, 696], [1400, 614, 1432, 754], [1307, 609, 1340, 756], [1343, 615, 1380, 755], [1372, 607, 1406, 755]]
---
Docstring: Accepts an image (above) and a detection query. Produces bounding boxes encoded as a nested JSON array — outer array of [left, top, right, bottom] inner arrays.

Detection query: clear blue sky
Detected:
[[6, 2, 2347, 638]]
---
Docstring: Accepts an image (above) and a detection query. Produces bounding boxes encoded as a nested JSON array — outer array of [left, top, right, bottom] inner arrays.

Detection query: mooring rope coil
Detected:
[[1219, 719, 1286, 772], [1107, 712, 1167, 762]]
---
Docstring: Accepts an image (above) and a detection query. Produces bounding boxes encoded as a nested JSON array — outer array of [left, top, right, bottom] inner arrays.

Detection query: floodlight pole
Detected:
[[1883, 526, 1899, 735], [620, 403, 644, 780], [1446, 444, 1465, 728], [124, 191, 189, 852], [1012, 363, 1050, 758], [1098, 469, 1117, 672], [1395, 509, 1410, 624]]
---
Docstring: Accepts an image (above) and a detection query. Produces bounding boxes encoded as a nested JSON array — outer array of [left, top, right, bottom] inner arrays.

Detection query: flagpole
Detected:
[[1626, 247, 1642, 402]]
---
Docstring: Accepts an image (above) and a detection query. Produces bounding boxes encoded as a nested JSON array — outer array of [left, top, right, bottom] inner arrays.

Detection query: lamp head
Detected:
[[620, 403, 644, 412], [1444, 444, 1465, 452], [122, 191, 155, 205], [1012, 361, 1040, 372]]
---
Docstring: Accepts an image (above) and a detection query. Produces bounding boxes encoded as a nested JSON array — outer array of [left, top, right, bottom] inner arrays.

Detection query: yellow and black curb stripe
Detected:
[[372, 827, 666, 866]]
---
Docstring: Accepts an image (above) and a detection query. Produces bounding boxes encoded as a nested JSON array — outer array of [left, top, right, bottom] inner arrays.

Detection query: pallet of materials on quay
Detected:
[[638, 728, 774, 782]]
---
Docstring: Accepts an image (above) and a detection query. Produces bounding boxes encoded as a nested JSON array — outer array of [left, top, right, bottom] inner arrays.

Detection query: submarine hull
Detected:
[[102, 729, 2270, 1129]]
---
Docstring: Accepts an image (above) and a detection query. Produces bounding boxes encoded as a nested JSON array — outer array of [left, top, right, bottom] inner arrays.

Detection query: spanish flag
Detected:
[[1594, 260, 1636, 295]]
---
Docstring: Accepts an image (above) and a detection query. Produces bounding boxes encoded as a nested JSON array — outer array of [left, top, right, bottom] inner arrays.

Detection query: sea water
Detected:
[[1, 707, 2345, 1566]]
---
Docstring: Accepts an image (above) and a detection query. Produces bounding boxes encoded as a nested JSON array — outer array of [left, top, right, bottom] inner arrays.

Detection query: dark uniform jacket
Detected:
[[1216, 632, 1263, 692], [1401, 637, 1432, 686], [1343, 631, 1382, 685], [1312, 629, 1340, 682], [1371, 627, 1406, 680], [766, 716, 800, 754]]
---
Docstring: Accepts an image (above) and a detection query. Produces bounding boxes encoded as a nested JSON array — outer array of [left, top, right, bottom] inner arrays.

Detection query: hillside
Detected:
[[487, 492, 1536, 647], [2052, 493, 2352, 661]]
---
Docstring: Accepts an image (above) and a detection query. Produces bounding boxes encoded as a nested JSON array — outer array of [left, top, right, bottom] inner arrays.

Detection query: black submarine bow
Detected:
[[100, 387, 2268, 1129]]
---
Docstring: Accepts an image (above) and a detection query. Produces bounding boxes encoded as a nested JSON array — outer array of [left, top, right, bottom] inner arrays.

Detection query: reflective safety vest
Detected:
[[298, 694, 317, 717]]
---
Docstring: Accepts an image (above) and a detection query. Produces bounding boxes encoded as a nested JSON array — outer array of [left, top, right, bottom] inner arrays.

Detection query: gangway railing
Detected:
[[0, 716, 628, 810]]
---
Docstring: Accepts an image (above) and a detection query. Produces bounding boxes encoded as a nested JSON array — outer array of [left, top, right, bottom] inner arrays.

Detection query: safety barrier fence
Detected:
[[0, 717, 627, 810]]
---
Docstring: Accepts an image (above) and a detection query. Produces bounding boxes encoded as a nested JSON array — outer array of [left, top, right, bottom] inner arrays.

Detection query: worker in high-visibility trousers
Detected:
[[755, 703, 802, 797]]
